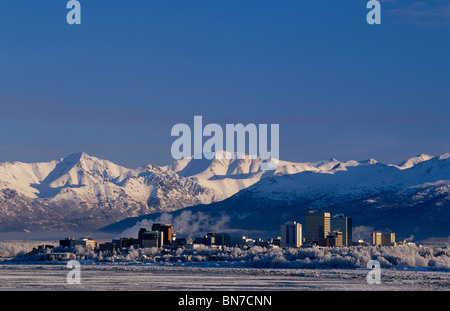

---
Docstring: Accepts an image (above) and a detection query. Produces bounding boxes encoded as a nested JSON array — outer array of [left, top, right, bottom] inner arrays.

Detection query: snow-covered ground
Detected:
[[1, 239, 448, 290], [0, 264, 448, 291]]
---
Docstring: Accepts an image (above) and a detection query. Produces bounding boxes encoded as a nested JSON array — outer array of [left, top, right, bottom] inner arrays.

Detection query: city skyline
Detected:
[[27, 211, 402, 254]]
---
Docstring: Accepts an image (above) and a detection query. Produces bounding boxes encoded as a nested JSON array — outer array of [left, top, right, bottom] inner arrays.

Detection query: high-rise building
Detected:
[[372, 232, 395, 246], [151, 223, 174, 246], [280, 221, 302, 248], [138, 228, 149, 242], [330, 215, 352, 247], [141, 231, 164, 248], [304, 212, 330, 246]]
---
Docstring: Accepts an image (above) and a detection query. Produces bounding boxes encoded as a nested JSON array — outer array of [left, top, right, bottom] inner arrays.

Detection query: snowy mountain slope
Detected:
[[390, 153, 435, 170], [0, 153, 216, 231], [103, 154, 450, 240], [0, 151, 448, 234], [0, 159, 58, 198], [162, 150, 367, 199]]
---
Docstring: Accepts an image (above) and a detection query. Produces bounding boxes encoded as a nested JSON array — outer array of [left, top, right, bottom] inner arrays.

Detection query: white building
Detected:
[[281, 221, 302, 248]]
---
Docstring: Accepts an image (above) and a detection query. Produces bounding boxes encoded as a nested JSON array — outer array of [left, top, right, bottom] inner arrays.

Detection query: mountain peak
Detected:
[[62, 151, 91, 163], [361, 158, 378, 165], [0, 151, 450, 235], [438, 153, 450, 160], [396, 154, 434, 169]]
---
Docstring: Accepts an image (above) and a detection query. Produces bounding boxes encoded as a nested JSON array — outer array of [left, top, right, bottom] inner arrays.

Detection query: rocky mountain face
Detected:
[[0, 151, 449, 240], [0, 152, 214, 231], [102, 153, 450, 240]]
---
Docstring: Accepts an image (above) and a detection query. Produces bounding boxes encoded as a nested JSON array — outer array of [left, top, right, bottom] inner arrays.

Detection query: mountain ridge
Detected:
[[0, 151, 448, 237]]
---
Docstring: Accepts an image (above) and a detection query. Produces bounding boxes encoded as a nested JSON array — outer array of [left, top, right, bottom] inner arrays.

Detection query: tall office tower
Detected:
[[138, 228, 149, 242], [330, 215, 353, 247], [141, 231, 164, 248], [304, 212, 330, 246], [151, 223, 174, 246], [280, 221, 302, 248]]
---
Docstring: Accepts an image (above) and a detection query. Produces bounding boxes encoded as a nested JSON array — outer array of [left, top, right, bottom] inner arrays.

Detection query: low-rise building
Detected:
[[26, 244, 55, 256], [372, 232, 395, 246], [326, 231, 343, 247], [172, 237, 193, 247], [396, 240, 416, 247], [229, 235, 255, 247], [113, 237, 140, 249], [98, 242, 120, 252], [46, 252, 72, 261], [352, 239, 367, 246], [184, 243, 202, 250], [271, 237, 281, 247], [59, 238, 98, 249]]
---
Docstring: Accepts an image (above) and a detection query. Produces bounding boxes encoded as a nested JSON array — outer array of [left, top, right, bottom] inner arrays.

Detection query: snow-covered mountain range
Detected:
[[0, 151, 449, 239]]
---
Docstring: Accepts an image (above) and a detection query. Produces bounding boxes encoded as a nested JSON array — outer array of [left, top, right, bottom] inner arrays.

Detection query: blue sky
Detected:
[[0, 0, 449, 167]]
